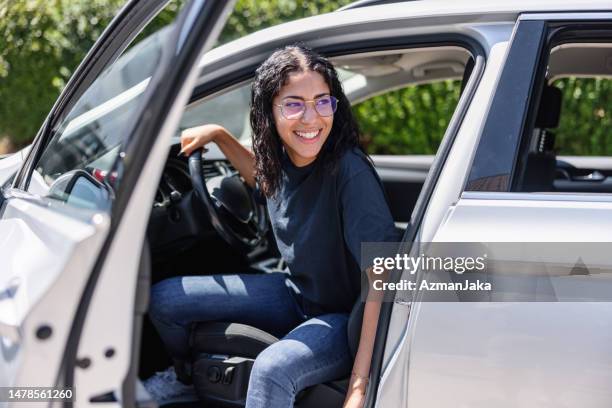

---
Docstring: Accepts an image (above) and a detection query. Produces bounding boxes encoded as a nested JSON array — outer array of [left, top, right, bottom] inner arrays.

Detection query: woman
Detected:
[[148, 45, 399, 408]]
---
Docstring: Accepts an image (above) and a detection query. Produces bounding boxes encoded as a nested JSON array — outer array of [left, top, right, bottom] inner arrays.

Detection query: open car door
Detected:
[[0, 0, 234, 406]]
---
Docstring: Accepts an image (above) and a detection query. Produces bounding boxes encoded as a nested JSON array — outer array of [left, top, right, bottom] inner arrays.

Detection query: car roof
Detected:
[[338, 0, 419, 11], [202, 0, 612, 70]]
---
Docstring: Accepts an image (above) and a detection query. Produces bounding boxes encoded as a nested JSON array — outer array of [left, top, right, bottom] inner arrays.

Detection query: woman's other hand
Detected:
[[343, 375, 367, 408], [180, 124, 223, 156]]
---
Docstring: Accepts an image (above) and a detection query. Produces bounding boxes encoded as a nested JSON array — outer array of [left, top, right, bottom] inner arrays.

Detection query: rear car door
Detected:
[[0, 0, 234, 405], [386, 12, 612, 408]]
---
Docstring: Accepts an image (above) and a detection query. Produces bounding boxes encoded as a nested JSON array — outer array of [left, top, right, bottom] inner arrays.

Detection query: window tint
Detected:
[[27, 2, 184, 211], [515, 40, 612, 194]]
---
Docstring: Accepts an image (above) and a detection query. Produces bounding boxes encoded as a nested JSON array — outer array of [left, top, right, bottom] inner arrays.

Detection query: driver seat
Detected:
[[188, 300, 365, 407]]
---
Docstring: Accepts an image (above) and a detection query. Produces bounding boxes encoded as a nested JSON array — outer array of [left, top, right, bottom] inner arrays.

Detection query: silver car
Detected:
[[1, 0, 612, 407]]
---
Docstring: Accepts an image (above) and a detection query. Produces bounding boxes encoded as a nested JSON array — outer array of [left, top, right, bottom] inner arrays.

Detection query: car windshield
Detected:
[[56, 26, 171, 168], [29, 25, 173, 204]]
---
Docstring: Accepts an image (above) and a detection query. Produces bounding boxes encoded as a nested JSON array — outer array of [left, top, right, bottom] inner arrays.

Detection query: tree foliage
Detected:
[[355, 81, 461, 155], [1, 0, 611, 158], [0, 0, 125, 146], [218, 0, 352, 44], [554, 78, 612, 156], [0, 0, 352, 148]]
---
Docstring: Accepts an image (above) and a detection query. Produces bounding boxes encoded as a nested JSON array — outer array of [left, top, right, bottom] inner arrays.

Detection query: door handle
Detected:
[[0, 277, 21, 342], [0, 321, 21, 343]]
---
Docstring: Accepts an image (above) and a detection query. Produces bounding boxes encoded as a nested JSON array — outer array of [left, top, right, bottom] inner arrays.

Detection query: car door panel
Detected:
[[67, 1, 236, 404], [0, 148, 30, 187], [0, 0, 218, 398], [437, 193, 612, 242], [399, 194, 612, 407], [389, 12, 612, 408], [0, 195, 108, 390], [405, 301, 612, 407]]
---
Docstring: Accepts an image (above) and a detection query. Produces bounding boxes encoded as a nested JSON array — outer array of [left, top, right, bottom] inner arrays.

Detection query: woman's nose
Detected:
[[301, 103, 318, 123]]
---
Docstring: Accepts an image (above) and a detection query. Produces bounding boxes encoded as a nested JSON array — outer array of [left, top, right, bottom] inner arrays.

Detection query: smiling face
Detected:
[[272, 70, 334, 167]]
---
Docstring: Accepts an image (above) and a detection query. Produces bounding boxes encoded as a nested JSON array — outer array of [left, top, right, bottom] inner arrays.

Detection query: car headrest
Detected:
[[535, 85, 562, 129]]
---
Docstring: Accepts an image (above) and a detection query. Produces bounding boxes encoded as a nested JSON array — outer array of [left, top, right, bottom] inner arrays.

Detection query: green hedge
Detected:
[[1, 0, 611, 157], [554, 78, 612, 156], [0, 0, 125, 146], [354, 81, 461, 155], [0, 0, 352, 147]]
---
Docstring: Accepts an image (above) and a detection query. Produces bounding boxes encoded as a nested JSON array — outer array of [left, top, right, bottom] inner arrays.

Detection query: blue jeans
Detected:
[[149, 272, 352, 408]]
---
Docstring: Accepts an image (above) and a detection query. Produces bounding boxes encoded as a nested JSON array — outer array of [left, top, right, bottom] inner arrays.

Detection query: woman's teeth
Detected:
[[295, 130, 319, 139]]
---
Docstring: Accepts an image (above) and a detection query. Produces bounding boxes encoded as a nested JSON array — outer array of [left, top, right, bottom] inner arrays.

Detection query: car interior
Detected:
[[136, 45, 473, 407], [516, 42, 612, 193]]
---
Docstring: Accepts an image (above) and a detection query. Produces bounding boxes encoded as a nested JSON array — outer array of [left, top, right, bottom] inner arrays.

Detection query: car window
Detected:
[[181, 58, 466, 154], [180, 83, 252, 141], [26, 1, 185, 211], [515, 40, 612, 194], [333, 47, 469, 156], [351, 79, 461, 155], [552, 76, 612, 157]]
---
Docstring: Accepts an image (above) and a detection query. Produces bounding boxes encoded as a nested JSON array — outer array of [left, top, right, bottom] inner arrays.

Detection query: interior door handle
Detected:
[[0, 277, 21, 342], [0, 321, 21, 343]]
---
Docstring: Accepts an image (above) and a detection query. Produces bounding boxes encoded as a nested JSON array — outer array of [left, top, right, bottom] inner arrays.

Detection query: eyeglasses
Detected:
[[274, 95, 338, 120]]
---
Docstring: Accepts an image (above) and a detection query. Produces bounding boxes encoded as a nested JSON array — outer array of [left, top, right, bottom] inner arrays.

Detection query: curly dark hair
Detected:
[[250, 44, 362, 198]]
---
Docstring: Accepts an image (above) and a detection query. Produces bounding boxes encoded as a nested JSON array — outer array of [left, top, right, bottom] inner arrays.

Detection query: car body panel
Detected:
[[399, 194, 612, 407], [404, 302, 612, 407], [0, 194, 108, 392], [200, 0, 612, 72], [376, 38, 511, 407], [0, 148, 30, 187], [377, 10, 612, 408], [0, 0, 235, 403]]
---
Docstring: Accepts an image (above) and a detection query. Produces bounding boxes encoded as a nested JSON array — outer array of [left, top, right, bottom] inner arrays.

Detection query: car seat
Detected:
[[187, 300, 365, 407]]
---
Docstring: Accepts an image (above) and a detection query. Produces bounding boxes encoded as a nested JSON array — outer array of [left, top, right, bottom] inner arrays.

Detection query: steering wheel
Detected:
[[188, 149, 268, 253]]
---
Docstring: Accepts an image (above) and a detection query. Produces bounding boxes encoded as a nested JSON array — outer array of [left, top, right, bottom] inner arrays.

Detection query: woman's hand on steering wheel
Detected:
[[182, 124, 268, 254], [180, 124, 223, 156]]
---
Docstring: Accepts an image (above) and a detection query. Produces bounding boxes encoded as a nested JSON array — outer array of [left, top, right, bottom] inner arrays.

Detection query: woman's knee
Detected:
[[250, 344, 298, 394]]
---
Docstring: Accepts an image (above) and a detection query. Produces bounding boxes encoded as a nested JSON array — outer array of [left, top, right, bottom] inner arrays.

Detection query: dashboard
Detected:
[[153, 159, 192, 209], [148, 151, 219, 256], [147, 146, 255, 260]]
